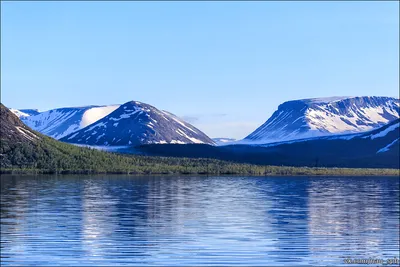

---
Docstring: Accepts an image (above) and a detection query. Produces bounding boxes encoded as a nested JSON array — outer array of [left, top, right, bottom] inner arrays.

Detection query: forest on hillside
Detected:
[[1, 134, 398, 176]]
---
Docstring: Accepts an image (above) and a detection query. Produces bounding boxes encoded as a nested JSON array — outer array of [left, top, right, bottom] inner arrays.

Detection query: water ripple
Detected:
[[1, 175, 399, 266]]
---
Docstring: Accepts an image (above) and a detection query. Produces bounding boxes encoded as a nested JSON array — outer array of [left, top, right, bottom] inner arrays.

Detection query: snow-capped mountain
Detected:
[[244, 96, 399, 144], [21, 105, 120, 139], [60, 101, 215, 146]]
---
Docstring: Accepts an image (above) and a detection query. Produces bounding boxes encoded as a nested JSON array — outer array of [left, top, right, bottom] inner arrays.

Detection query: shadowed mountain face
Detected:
[[137, 119, 400, 168], [244, 96, 399, 144], [60, 101, 215, 146]]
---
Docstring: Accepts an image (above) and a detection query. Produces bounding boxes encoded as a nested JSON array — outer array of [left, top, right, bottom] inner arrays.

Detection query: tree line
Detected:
[[1, 135, 398, 176]]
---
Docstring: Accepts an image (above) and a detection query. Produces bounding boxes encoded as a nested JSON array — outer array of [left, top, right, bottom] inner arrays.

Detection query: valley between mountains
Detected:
[[4, 96, 400, 170]]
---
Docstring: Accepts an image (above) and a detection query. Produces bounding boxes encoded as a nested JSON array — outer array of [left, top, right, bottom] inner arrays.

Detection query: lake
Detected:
[[1, 175, 399, 266]]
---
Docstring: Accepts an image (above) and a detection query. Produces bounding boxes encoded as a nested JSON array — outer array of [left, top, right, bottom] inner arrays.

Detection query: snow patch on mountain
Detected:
[[366, 123, 399, 140], [377, 138, 399, 153], [80, 105, 120, 128], [15, 126, 39, 141], [10, 109, 31, 118]]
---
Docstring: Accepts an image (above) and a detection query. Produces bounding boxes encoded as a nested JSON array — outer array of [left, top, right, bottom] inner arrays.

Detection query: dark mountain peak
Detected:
[[60, 100, 215, 146]]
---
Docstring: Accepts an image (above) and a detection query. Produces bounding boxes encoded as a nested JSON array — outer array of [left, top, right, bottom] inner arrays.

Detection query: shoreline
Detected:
[[2, 167, 399, 176]]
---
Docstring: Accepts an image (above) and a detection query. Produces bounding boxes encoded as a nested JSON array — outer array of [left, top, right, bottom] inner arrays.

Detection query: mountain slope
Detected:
[[1, 104, 41, 144], [244, 96, 399, 144], [21, 105, 120, 139], [137, 119, 400, 168], [60, 101, 215, 146]]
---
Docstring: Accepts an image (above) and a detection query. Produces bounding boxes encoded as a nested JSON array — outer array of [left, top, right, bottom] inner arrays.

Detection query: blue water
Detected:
[[1, 175, 399, 266]]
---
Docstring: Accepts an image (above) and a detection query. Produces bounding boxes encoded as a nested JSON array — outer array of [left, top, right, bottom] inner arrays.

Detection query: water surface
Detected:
[[1, 175, 399, 266]]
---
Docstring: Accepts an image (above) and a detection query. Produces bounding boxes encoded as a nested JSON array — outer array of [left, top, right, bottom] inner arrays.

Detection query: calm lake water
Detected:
[[1, 175, 399, 266]]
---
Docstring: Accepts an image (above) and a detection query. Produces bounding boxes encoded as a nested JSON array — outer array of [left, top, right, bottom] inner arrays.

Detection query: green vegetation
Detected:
[[1, 135, 398, 176]]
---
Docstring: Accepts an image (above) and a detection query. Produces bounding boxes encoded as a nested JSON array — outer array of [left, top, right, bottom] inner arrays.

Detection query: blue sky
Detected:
[[1, 1, 399, 138]]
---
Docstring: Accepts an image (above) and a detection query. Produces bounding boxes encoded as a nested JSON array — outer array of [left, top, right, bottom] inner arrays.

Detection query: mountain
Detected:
[[137, 119, 400, 168], [213, 138, 237, 145], [243, 96, 399, 144], [60, 101, 215, 146], [21, 105, 120, 139]]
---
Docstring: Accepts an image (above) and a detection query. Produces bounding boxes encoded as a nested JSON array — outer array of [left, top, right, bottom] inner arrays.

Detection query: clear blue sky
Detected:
[[1, 1, 399, 139]]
